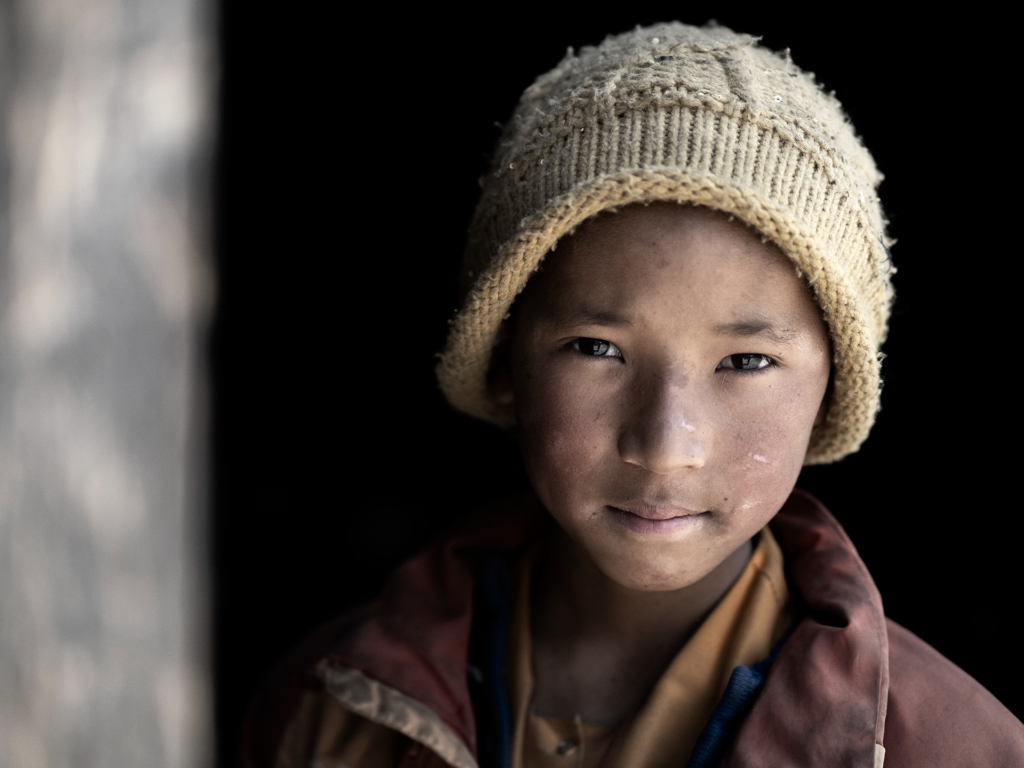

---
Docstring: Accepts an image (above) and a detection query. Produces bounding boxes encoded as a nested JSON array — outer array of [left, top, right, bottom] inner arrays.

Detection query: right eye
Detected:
[[572, 338, 622, 358]]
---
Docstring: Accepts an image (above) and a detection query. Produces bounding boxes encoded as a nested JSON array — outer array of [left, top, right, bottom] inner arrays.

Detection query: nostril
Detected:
[[618, 431, 706, 474]]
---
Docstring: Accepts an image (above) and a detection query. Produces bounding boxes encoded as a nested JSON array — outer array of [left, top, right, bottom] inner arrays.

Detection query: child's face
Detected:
[[494, 203, 831, 592]]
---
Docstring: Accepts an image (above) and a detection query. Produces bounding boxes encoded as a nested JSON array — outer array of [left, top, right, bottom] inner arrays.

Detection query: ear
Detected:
[[488, 325, 515, 405]]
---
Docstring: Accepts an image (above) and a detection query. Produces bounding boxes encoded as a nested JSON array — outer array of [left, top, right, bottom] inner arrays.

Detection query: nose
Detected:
[[617, 371, 707, 474]]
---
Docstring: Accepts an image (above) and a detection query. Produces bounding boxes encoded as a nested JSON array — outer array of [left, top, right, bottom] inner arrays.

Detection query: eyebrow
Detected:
[[713, 318, 797, 344], [557, 306, 634, 328]]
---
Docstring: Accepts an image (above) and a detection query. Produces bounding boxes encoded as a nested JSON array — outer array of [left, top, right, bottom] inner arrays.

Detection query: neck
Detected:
[[530, 525, 753, 724]]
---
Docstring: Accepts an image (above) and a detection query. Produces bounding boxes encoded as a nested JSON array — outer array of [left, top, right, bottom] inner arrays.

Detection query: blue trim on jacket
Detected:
[[686, 625, 793, 767], [468, 556, 514, 768]]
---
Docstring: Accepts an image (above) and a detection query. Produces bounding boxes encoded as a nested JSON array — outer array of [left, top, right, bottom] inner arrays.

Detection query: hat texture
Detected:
[[437, 22, 894, 464]]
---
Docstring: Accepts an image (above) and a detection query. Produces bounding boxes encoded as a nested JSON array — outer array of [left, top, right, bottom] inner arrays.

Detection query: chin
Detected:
[[598, 552, 711, 592], [616, 572, 704, 593]]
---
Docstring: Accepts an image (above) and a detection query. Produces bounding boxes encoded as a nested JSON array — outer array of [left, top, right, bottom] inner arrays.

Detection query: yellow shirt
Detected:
[[507, 528, 792, 768]]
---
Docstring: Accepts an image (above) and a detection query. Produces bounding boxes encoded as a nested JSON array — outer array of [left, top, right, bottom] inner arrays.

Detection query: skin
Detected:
[[489, 202, 832, 726]]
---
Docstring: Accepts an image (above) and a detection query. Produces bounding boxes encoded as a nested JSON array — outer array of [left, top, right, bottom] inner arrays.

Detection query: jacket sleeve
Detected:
[[882, 619, 1024, 767]]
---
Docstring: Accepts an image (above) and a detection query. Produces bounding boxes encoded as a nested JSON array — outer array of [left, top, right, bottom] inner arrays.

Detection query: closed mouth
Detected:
[[610, 501, 704, 520], [606, 503, 707, 535]]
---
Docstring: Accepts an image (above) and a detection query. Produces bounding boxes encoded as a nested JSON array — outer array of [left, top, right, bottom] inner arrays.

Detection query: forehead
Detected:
[[517, 203, 821, 330]]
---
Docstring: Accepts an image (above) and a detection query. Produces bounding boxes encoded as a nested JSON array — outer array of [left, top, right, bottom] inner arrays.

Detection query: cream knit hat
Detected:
[[437, 21, 894, 464]]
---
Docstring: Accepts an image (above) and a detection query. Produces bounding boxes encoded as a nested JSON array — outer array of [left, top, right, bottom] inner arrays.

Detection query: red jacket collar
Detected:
[[730, 488, 887, 766], [327, 494, 547, 756]]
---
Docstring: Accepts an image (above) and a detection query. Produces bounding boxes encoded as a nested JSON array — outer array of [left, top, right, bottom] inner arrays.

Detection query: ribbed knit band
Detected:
[[437, 22, 894, 464]]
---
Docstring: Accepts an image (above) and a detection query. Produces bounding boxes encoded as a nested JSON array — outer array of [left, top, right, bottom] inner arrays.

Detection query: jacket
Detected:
[[240, 490, 1024, 767]]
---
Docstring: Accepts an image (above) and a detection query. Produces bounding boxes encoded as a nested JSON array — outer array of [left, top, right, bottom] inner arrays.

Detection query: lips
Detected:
[[611, 501, 704, 520], [606, 502, 707, 535], [608, 500, 708, 535]]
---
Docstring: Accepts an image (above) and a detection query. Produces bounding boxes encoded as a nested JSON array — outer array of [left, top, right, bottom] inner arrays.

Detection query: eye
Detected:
[[572, 337, 622, 358], [718, 353, 774, 371]]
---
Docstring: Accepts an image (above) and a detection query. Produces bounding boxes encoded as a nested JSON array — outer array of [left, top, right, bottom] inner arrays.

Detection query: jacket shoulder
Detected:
[[238, 608, 457, 768], [272, 688, 451, 768], [883, 618, 1024, 767], [238, 607, 367, 768]]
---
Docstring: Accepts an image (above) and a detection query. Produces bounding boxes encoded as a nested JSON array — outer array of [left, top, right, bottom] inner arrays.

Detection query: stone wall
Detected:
[[0, 0, 214, 765]]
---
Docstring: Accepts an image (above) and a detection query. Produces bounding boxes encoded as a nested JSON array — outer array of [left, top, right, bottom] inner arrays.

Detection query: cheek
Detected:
[[719, 382, 821, 512], [514, 364, 614, 506]]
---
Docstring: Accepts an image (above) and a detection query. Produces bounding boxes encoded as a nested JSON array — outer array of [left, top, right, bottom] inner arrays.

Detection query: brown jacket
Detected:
[[240, 491, 1024, 767]]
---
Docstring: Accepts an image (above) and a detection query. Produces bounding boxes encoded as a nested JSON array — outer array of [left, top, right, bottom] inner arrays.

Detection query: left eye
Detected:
[[573, 338, 622, 357], [718, 353, 773, 371]]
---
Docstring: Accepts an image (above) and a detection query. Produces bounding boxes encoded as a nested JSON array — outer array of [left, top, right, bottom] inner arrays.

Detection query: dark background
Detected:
[[213, 4, 1019, 764]]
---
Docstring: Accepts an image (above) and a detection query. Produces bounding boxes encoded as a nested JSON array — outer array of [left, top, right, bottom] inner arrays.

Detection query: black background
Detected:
[[214, 4, 1020, 764]]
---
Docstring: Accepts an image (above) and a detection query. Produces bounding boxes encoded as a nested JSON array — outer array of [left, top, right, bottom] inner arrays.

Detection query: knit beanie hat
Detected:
[[437, 21, 894, 464]]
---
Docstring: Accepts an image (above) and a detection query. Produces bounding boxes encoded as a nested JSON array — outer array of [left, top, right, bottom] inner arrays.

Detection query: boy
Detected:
[[241, 22, 1023, 767]]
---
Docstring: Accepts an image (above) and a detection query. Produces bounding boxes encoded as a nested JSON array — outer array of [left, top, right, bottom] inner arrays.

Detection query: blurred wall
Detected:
[[0, 0, 214, 766]]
